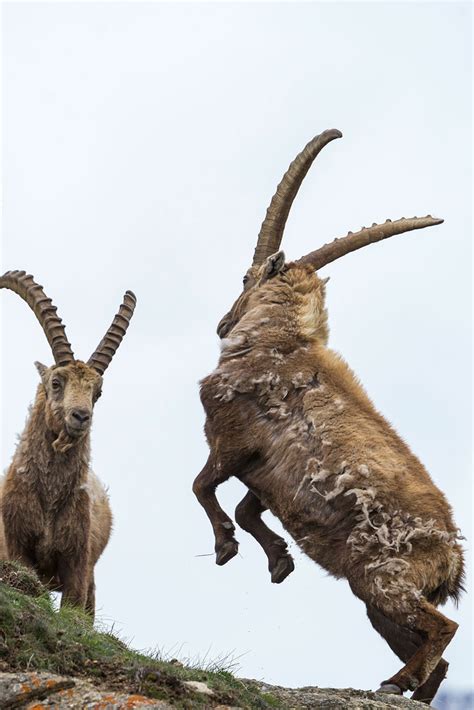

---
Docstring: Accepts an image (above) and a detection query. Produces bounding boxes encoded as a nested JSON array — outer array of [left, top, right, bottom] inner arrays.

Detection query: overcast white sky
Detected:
[[1, 0, 472, 696]]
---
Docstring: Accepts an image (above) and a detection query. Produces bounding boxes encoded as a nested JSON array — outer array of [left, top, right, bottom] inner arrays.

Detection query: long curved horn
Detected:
[[296, 216, 444, 270], [252, 129, 343, 266], [87, 290, 136, 375], [0, 270, 74, 365]]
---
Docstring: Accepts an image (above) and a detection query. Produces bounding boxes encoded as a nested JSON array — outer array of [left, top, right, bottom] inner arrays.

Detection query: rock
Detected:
[[249, 681, 435, 708], [0, 672, 74, 708], [0, 671, 173, 709], [0, 671, 437, 709], [183, 679, 215, 696]]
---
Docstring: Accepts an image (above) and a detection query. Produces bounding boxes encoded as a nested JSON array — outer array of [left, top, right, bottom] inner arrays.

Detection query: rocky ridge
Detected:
[[0, 562, 435, 709], [0, 671, 436, 709]]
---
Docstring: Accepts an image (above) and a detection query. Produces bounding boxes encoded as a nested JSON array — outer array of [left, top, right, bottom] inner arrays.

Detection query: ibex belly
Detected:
[[241, 451, 357, 579]]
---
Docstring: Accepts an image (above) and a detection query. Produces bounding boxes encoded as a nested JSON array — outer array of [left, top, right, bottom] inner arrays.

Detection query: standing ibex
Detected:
[[193, 130, 464, 704], [0, 271, 136, 619]]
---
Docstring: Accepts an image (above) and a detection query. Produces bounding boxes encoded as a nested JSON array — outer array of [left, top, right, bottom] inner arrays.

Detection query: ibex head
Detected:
[[0, 271, 136, 452], [217, 129, 443, 339], [35, 361, 103, 443]]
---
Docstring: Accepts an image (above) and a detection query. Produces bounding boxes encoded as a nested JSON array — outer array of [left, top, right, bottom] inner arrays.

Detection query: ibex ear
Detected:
[[263, 251, 286, 280], [34, 361, 48, 381]]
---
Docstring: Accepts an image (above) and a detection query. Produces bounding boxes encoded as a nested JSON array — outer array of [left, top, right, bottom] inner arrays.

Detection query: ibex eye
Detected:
[[243, 275, 249, 286]]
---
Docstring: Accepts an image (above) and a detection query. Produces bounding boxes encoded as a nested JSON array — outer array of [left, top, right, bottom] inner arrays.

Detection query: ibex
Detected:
[[0, 271, 136, 619], [193, 130, 464, 704]]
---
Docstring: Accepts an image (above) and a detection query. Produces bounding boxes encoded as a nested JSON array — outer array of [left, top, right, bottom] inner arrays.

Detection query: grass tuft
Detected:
[[0, 561, 282, 708]]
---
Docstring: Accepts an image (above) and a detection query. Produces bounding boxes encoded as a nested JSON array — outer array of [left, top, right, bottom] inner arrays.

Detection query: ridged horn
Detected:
[[87, 290, 137, 375], [0, 270, 74, 365], [252, 129, 343, 266], [296, 216, 444, 270]]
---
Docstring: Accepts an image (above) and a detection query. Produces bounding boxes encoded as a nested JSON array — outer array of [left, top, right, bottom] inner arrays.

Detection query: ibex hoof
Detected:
[[376, 684, 403, 696], [216, 540, 239, 566], [270, 555, 295, 584]]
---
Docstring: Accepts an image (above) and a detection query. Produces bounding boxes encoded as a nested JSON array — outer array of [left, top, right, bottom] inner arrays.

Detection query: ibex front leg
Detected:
[[193, 455, 239, 566], [56, 495, 90, 610], [58, 552, 89, 609], [235, 490, 295, 583]]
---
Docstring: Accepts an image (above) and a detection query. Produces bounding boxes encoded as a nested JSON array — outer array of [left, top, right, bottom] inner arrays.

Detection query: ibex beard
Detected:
[[193, 130, 465, 704], [0, 271, 136, 619]]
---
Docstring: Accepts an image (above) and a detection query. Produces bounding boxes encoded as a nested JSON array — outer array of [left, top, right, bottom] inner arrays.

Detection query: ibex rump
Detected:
[[193, 131, 464, 704], [0, 271, 136, 618]]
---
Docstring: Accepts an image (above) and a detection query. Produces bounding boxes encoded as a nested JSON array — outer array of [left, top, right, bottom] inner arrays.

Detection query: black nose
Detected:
[[71, 409, 90, 424]]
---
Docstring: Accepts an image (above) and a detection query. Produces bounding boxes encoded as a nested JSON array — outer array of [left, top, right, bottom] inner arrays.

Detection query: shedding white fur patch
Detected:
[[366, 557, 410, 574], [292, 373, 308, 388], [219, 334, 252, 359], [214, 385, 236, 402], [213, 367, 295, 412], [323, 471, 354, 501], [220, 334, 246, 352], [293, 474, 310, 501], [338, 482, 465, 614]]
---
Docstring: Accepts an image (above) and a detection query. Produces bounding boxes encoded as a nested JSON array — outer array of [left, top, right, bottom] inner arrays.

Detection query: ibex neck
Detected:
[[223, 304, 327, 359]]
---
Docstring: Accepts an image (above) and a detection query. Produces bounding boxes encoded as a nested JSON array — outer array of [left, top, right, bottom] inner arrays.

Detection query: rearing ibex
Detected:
[[0, 271, 136, 619], [193, 130, 464, 704]]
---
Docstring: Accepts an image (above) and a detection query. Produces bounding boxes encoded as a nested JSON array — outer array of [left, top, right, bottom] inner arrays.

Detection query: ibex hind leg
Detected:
[[379, 597, 456, 696], [235, 490, 294, 583], [362, 586, 457, 697], [366, 604, 449, 705]]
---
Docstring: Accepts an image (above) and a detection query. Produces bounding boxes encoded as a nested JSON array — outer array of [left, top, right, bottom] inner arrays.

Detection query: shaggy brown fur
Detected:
[[193, 254, 464, 703], [0, 272, 135, 619], [0, 362, 112, 616]]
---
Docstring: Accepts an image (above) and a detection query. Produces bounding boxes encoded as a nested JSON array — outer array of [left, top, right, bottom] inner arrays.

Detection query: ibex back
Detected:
[[193, 130, 464, 705]]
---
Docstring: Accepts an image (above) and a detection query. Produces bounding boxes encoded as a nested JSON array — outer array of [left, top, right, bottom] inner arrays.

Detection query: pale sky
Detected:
[[1, 1, 472, 695]]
